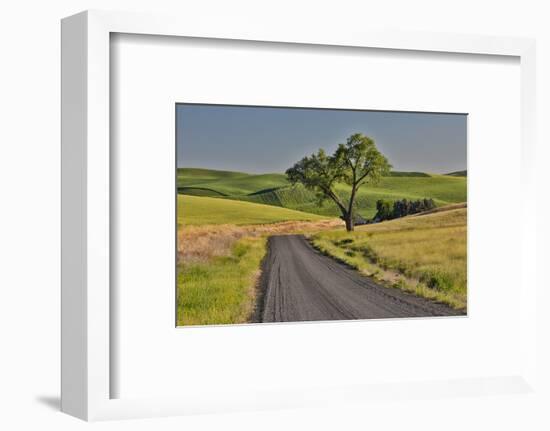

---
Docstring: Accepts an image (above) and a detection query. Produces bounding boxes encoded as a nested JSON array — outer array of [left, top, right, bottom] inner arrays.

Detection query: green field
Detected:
[[311, 206, 467, 310], [178, 194, 328, 226], [177, 236, 267, 325], [177, 168, 467, 219]]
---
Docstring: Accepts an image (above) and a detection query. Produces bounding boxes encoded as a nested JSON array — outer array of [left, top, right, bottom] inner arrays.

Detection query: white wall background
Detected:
[[0, 0, 548, 430]]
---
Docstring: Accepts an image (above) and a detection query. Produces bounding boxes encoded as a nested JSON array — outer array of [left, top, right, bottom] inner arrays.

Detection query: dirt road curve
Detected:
[[259, 235, 463, 322]]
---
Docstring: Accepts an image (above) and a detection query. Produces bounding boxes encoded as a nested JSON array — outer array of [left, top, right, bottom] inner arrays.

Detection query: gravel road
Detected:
[[259, 235, 463, 322]]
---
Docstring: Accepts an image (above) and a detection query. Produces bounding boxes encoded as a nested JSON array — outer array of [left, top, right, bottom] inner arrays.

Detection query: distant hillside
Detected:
[[177, 168, 467, 219], [177, 194, 327, 226], [445, 170, 467, 177], [387, 171, 431, 177]]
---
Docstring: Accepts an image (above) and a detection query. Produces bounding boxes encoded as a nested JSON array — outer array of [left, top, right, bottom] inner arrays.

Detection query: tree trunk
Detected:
[[344, 213, 354, 232], [346, 185, 357, 232]]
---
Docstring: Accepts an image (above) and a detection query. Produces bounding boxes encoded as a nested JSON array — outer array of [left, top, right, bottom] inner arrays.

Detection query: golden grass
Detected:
[[178, 219, 343, 265], [312, 206, 467, 310], [411, 201, 467, 217]]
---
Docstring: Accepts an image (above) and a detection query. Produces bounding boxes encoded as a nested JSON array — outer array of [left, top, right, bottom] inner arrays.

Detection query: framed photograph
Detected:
[[61, 10, 538, 421], [176, 103, 467, 326]]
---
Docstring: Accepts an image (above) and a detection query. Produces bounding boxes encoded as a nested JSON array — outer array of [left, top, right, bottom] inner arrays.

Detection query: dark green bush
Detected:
[[421, 271, 454, 291], [373, 198, 436, 222]]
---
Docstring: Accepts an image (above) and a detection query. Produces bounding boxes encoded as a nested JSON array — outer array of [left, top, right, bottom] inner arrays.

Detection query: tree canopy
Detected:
[[286, 133, 391, 231]]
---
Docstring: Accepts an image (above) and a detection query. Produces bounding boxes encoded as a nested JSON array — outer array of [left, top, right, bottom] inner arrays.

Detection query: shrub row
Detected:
[[374, 198, 436, 222]]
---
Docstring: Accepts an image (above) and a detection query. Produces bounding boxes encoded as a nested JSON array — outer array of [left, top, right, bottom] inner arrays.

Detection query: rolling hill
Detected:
[[177, 167, 467, 219], [445, 170, 467, 177], [178, 194, 328, 226]]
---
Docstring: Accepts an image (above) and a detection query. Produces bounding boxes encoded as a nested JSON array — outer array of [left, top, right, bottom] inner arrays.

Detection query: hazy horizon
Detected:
[[176, 165, 466, 176], [177, 104, 467, 174]]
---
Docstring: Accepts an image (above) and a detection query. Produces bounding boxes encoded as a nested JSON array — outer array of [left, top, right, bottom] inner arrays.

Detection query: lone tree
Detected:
[[286, 133, 391, 231]]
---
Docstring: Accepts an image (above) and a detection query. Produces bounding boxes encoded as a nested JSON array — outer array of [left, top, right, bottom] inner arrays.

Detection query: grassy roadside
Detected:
[[177, 236, 267, 326], [310, 206, 467, 311]]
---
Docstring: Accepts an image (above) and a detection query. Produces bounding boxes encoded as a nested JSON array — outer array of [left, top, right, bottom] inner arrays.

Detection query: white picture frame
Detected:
[[61, 9, 538, 421]]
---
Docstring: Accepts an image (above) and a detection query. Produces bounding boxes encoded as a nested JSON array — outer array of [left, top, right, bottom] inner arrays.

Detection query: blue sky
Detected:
[[176, 104, 467, 174]]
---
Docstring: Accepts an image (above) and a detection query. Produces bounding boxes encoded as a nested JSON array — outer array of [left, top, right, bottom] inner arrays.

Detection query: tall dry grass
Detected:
[[178, 219, 342, 265], [312, 207, 467, 310]]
